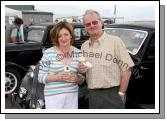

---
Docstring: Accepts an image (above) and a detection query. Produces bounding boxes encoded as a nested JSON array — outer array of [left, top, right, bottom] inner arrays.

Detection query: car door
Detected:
[[138, 34, 155, 104], [25, 27, 46, 65], [126, 33, 155, 107]]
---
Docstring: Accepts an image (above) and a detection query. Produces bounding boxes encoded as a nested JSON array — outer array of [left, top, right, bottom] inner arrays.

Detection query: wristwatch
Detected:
[[118, 91, 125, 96]]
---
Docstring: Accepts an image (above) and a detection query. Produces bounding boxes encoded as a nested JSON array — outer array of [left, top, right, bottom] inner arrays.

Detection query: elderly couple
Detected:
[[38, 10, 134, 109]]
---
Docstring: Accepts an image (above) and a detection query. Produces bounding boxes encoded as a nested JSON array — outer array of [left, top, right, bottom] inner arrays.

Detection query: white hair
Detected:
[[83, 9, 102, 23]]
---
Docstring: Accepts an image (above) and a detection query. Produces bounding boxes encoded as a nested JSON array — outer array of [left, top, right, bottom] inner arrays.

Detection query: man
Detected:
[[5, 17, 23, 43], [78, 10, 134, 109]]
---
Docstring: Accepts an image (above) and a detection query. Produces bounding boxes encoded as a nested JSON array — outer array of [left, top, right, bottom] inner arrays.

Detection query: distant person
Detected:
[[5, 17, 24, 43], [23, 25, 29, 41]]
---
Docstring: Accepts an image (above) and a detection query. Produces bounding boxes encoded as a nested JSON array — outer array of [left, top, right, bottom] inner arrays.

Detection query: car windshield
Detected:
[[105, 28, 148, 55], [74, 28, 89, 40], [27, 29, 45, 42]]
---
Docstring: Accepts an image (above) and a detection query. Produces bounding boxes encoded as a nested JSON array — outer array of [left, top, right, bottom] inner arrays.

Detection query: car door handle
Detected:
[[140, 66, 148, 70]]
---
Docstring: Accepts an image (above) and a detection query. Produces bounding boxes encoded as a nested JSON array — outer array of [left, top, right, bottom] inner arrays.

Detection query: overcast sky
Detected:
[[35, 5, 155, 22]]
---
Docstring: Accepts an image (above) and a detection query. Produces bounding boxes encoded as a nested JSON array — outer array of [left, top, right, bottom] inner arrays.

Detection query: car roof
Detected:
[[106, 21, 155, 30], [29, 22, 85, 28], [29, 21, 155, 31]]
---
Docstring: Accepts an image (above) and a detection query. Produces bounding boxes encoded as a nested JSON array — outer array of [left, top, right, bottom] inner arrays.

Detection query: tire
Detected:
[[5, 68, 21, 94]]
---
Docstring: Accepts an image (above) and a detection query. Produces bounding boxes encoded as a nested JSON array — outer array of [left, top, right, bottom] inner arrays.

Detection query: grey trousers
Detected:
[[88, 86, 125, 109]]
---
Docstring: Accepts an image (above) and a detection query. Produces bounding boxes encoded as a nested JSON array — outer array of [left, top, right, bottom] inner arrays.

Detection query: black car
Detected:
[[6, 21, 155, 109], [105, 21, 155, 108]]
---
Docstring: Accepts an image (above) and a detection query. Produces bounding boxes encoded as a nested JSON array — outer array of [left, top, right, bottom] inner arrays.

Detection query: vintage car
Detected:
[[5, 21, 155, 109], [105, 21, 155, 108]]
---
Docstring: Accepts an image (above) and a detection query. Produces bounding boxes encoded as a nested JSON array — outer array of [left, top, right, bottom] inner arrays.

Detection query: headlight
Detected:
[[30, 72, 34, 78], [36, 99, 45, 109], [30, 65, 36, 71], [28, 65, 36, 78], [19, 87, 28, 99]]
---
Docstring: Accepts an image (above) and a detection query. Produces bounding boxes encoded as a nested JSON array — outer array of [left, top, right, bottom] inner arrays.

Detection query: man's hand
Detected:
[[77, 62, 88, 73], [118, 92, 126, 104], [119, 69, 132, 94], [11, 37, 17, 43]]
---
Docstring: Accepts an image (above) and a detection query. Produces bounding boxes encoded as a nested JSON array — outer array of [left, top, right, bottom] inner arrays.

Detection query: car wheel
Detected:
[[5, 68, 21, 94]]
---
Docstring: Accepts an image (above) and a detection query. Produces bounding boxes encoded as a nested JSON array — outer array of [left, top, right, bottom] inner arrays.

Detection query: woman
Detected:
[[38, 21, 84, 109]]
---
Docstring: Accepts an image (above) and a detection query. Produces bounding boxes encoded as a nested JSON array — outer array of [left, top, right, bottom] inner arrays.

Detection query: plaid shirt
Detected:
[[81, 32, 134, 89]]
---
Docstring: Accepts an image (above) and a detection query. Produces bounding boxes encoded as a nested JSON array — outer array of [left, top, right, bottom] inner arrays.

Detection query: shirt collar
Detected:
[[88, 31, 106, 47]]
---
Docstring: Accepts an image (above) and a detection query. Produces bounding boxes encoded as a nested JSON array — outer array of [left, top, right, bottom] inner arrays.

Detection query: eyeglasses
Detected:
[[85, 20, 99, 27]]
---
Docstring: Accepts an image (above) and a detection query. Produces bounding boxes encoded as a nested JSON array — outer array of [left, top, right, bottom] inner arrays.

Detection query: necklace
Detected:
[[63, 53, 71, 74], [64, 64, 70, 73], [56, 46, 73, 74]]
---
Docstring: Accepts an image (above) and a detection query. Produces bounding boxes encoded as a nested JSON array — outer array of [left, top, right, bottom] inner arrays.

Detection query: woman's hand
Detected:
[[68, 74, 80, 83], [57, 74, 71, 81], [47, 74, 81, 83], [57, 74, 79, 83]]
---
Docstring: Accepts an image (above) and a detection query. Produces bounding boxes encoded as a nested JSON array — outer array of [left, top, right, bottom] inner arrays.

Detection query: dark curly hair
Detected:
[[14, 17, 23, 25]]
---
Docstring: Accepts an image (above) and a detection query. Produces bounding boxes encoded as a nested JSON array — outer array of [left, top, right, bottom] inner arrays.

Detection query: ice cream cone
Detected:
[[79, 56, 86, 64], [79, 56, 92, 68]]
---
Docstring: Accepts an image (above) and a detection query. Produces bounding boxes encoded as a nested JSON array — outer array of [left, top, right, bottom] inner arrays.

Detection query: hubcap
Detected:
[[5, 72, 18, 94]]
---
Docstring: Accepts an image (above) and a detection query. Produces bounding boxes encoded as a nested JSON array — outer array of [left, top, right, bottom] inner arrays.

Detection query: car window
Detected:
[[74, 28, 89, 40], [81, 28, 89, 36], [105, 28, 148, 55], [27, 29, 45, 42], [74, 28, 81, 40]]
